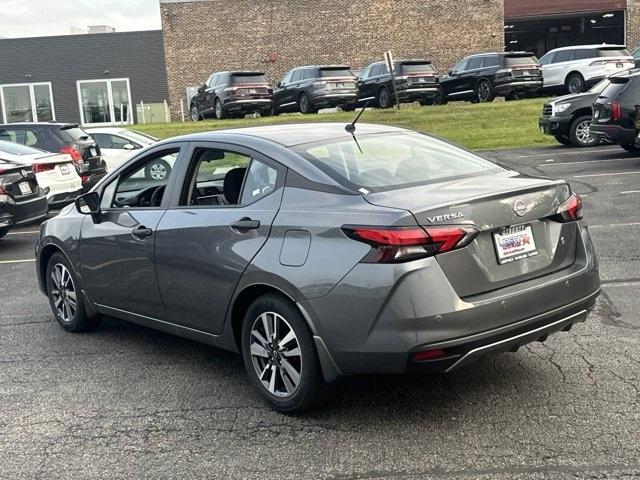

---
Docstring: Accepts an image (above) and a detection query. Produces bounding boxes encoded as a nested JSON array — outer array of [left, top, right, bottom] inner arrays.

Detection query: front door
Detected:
[[155, 143, 284, 334], [79, 145, 184, 319]]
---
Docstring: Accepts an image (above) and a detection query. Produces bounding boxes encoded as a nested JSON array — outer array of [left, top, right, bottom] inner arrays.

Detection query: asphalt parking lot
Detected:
[[1, 144, 639, 480]]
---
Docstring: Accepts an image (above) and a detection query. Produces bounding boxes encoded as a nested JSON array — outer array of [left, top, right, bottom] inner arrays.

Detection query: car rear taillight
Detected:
[[554, 193, 583, 222], [413, 349, 448, 362], [611, 101, 622, 121], [341, 225, 478, 263], [59, 146, 82, 163], [0, 185, 7, 195], [33, 163, 55, 173]]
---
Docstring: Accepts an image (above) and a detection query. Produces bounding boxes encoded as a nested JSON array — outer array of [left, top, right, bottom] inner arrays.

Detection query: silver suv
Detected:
[[540, 44, 634, 94]]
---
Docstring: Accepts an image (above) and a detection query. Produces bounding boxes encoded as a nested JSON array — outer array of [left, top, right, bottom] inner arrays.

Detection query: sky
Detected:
[[0, 0, 161, 38]]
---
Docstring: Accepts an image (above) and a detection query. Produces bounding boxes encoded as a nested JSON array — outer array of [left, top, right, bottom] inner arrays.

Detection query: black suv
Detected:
[[272, 65, 357, 114], [0, 123, 106, 190], [190, 71, 273, 120], [538, 77, 614, 147], [348, 60, 439, 109], [439, 52, 542, 103], [591, 70, 640, 153], [0, 158, 48, 239]]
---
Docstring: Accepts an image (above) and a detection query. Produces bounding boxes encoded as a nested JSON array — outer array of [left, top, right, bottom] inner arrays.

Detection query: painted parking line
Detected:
[[589, 222, 640, 229], [0, 259, 35, 265], [573, 171, 640, 179], [621, 190, 640, 194], [516, 148, 621, 158], [539, 157, 639, 167], [6, 230, 40, 235]]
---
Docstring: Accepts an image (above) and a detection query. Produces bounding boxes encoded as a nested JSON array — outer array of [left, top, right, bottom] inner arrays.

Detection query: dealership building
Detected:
[[1, 1, 639, 126]]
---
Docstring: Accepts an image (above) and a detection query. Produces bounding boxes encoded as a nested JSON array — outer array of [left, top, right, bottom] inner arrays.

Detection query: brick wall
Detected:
[[628, 0, 640, 50], [161, 0, 504, 119]]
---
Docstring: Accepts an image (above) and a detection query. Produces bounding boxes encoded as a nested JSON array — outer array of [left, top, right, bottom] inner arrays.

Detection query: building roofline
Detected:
[[0, 29, 162, 43]]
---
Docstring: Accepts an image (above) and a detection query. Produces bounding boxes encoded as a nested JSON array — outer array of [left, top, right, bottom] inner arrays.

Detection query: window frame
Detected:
[[166, 141, 286, 210], [0, 82, 56, 123], [98, 142, 187, 212], [76, 77, 133, 126], [452, 58, 469, 73], [466, 56, 485, 70]]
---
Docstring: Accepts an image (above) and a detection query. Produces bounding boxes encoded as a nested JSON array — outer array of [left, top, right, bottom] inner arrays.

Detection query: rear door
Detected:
[[154, 142, 285, 334], [79, 143, 186, 319]]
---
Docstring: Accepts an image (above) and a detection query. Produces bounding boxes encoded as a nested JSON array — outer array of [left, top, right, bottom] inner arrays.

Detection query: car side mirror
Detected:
[[277, 82, 282, 88], [123, 143, 136, 151], [448, 70, 455, 76], [198, 85, 206, 93], [75, 192, 100, 216]]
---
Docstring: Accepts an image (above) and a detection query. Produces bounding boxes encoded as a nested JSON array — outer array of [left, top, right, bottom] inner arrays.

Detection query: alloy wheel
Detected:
[[215, 100, 223, 119], [300, 94, 310, 113], [477, 81, 491, 102], [50, 263, 76, 323], [568, 75, 584, 94], [149, 163, 167, 180], [575, 120, 593, 145], [249, 311, 302, 398], [379, 88, 390, 108], [190, 106, 199, 122]]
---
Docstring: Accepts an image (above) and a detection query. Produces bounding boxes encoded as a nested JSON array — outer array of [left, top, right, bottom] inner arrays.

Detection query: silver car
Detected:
[[35, 123, 600, 412]]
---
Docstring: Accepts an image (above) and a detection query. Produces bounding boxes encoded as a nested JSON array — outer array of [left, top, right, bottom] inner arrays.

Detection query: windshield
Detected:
[[293, 132, 501, 191], [399, 63, 435, 74], [319, 68, 354, 78], [598, 48, 631, 57], [0, 140, 43, 155], [505, 55, 538, 66], [231, 74, 268, 84]]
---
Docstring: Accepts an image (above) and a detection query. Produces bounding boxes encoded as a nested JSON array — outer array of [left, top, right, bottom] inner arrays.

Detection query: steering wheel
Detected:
[[150, 185, 166, 207]]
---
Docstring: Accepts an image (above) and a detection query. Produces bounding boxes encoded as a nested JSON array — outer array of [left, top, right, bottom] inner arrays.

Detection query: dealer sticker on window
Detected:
[[493, 224, 538, 264]]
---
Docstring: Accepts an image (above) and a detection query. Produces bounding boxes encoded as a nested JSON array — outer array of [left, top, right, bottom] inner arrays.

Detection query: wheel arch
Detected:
[[565, 70, 584, 85], [38, 243, 71, 291], [571, 108, 593, 119]]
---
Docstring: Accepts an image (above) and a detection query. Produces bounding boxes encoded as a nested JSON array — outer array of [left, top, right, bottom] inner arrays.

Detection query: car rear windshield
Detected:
[[58, 126, 90, 142], [600, 78, 631, 98], [319, 68, 354, 78], [504, 55, 538, 66], [0, 140, 42, 155], [598, 48, 631, 57], [399, 62, 435, 74], [293, 132, 500, 192], [231, 74, 268, 84]]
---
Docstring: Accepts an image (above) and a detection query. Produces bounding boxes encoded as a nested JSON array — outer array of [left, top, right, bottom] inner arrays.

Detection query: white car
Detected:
[[0, 140, 82, 208], [84, 127, 157, 173], [540, 44, 634, 94]]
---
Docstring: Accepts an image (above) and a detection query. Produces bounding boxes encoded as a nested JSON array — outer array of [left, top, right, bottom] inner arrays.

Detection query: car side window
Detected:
[[539, 52, 554, 65], [93, 133, 137, 150], [303, 69, 315, 80], [360, 65, 371, 79], [291, 70, 303, 82], [281, 71, 293, 86], [240, 159, 278, 205], [574, 49, 597, 60], [467, 57, 484, 70], [206, 75, 216, 88], [554, 50, 573, 63], [0, 129, 16, 142], [453, 59, 468, 73], [485, 55, 500, 67], [102, 148, 179, 209]]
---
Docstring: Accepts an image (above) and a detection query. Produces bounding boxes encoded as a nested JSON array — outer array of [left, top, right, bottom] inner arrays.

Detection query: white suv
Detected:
[[540, 44, 634, 94]]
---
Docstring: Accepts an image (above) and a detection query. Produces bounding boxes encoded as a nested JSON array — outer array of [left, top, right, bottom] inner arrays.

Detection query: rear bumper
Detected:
[[311, 92, 358, 108], [0, 193, 48, 229], [397, 87, 439, 102], [590, 123, 636, 145], [224, 98, 272, 112], [539, 115, 572, 137], [304, 223, 600, 377], [494, 80, 542, 95]]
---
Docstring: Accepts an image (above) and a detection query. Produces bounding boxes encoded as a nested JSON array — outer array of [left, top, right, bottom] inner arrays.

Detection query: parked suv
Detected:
[[272, 65, 357, 114], [538, 76, 615, 147], [190, 71, 273, 120], [590, 70, 640, 153], [347, 60, 439, 109], [0, 123, 106, 191], [439, 52, 542, 103], [540, 45, 634, 94]]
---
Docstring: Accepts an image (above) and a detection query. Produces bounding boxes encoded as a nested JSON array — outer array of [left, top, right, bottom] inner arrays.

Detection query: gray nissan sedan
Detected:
[[35, 123, 600, 412]]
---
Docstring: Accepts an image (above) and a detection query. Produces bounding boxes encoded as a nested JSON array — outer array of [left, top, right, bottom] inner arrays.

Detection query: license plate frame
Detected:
[[18, 181, 32, 195], [60, 164, 70, 175], [493, 224, 538, 265]]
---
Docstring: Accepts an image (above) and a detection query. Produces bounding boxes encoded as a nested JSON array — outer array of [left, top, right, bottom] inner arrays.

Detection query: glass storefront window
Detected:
[[0, 82, 55, 123], [77, 78, 132, 126]]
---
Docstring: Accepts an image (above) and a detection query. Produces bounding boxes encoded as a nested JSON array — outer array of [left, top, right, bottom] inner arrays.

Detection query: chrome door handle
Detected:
[[132, 225, 153, 239], [230, 217, 260, 232]]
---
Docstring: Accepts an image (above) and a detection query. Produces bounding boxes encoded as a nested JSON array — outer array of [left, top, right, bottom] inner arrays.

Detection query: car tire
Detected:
[[377, 87, 392, 109], [298, 93, 317, 114], [241, 293, 331, 413], [190, 105, 201, 122], [620, 144, 640, 154], [214, 99, 226, 119], [569, 115, 598, 147], [566, 73, 586, 94], [475, 79, 495, 103], [46, 252, 100, 333], [341, 103, 356, 112], [0, 227, 8, 239], [554, 135, 572, 146], [145, 159, 171, 181]]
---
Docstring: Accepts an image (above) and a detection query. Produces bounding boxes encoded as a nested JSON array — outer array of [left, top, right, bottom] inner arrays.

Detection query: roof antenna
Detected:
[[345, 102, 368, 153]]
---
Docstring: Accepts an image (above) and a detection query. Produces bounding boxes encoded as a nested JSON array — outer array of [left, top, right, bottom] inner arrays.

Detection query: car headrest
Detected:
[[223, 167, 246, 204]]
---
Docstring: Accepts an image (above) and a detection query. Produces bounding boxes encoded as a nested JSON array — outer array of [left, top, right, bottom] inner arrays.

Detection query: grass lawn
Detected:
[[134, 98, 557, 151]]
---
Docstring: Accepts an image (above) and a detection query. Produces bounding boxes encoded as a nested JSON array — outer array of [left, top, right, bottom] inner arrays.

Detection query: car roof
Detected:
[[0, 122, 79, 128], [293, 65, 351, 70], [549, 44, 627, 52], [466, 51, 535, 58], [163, 122, 408, 148]]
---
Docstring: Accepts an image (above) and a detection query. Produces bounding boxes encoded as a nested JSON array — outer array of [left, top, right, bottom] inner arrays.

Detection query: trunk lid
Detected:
[[0, 162, 40, 201], [364, 171, 578, 297]]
